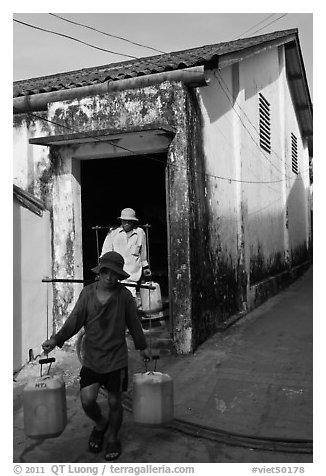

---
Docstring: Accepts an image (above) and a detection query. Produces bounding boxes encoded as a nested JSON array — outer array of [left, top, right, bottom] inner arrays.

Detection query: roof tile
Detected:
[[13, 29, 297, 97]]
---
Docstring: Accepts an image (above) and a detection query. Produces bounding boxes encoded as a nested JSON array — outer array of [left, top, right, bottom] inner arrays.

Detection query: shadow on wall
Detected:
[[13, 201, 22, 372], [286, 172, 311, 265], [188, 65, 309, 350], [187, 87, 240, 350], [189, 152, 310, 351], [200, 63, 279, 125], [249, 172, 310, 284], [13, 194, 51, 372]]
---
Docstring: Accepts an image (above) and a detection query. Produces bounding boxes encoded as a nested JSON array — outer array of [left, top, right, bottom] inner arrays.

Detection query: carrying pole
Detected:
[[142, 224, 152, 271], [92, 224, 153, 266], [142, 224, 153, 350], [42, 278, 155, 289], [42, 280, 54, 374], [95, 228, 100, 264], [45, 281, 49, 359], [46, 282, 49, 342], [91, 226, 112, 264]]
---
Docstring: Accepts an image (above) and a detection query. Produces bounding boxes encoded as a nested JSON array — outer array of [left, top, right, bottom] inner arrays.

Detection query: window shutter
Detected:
[[259, 93, 271, 154], [291, 133, 298, 174]]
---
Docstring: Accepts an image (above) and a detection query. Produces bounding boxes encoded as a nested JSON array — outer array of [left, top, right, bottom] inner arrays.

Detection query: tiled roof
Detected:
[[13, 29, 298, 98]]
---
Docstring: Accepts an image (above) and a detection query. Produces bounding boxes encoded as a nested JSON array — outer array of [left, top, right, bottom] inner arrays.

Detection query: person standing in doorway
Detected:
[[101, 208, 151, 298], [42, 251, 151, 461]]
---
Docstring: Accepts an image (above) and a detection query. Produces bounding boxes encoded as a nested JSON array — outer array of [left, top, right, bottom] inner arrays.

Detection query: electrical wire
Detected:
[[200, 118, 281, 194], [237, 13, 277, 38], [49, 12, 289, 62], [13, 21, 311, 442], [13, 18, 138, 59], [247, 196, 283, 217], [15, 106, 308, 236], [248, 14, 288, 37], [215, 70, 307, 183], [13, 106, 308, 187], [214, 71, 294, 181], [12, 14, 307, 187], [201, 77, 284, 194], [14, 12, 291, 81], [214, 70, 286, 173], [49, 13, 166, 55]]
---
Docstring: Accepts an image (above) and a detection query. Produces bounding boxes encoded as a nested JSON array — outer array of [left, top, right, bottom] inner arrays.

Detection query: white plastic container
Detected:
[[140, 281, 163, 318], [23, 374, 67, 439], [132, 371, 174, 425]]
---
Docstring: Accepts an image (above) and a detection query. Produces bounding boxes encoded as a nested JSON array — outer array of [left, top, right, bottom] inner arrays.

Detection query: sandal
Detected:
[[104, 440, 122, 461], [88, 423, 109, 453]]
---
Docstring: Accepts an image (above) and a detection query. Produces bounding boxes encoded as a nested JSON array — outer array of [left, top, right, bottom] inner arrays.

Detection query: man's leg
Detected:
[[106, 391, 123, 440], [80, 383, 109, 452], [80, 382, 108, 429], [105, 391, 123, 460]]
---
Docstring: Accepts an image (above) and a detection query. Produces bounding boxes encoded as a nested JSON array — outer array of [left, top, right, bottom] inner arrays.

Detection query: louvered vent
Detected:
[[291, 133, 298, 174], [259, 93, 271, 154]]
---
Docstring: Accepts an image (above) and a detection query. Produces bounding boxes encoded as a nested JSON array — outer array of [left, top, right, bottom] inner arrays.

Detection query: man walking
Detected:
[[100, 208, 151, 297], [42, 251, 150, 461]]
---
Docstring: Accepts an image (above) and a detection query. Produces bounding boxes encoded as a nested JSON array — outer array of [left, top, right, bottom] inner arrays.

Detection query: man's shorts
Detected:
[[80, 366, 128, 393]]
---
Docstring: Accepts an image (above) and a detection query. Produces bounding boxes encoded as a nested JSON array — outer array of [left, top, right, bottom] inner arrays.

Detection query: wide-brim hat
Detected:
[[118, 207, 138, 221], [91, 251, 130, 279]]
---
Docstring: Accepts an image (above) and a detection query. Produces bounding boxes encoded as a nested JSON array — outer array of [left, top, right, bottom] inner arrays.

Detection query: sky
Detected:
[[12, 10, 313, 98]]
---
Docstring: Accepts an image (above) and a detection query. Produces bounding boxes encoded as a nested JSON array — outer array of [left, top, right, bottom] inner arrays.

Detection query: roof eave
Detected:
[[216, 31, 298, 70], [284, 37, 313, 155]]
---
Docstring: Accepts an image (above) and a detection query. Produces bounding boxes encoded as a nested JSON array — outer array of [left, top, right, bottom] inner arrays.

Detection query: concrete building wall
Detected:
[[13, 114, 53, 208], [283, 59, 311, 266], [13, 199, 52, 371], [198, 47, 310, 283], [12, 50, 311, 354], [194, 66, 242, 339], [199, 67, 239, 275], [23, 82, 196, 352], [193, 44, 311, 339], [240, 47, 287, 283]]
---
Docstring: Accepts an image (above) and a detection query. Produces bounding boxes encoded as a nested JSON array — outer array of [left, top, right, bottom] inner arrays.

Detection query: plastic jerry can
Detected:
[[23, 358, 67, 439], [132, 357, 174, 425], [140, 281, 163, 318]]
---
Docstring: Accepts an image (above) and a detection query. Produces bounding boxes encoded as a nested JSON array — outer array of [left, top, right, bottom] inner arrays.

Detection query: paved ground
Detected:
[[165, 267, 313, 441], [13, 267, 313, 464], [13, 379, 312, 464]]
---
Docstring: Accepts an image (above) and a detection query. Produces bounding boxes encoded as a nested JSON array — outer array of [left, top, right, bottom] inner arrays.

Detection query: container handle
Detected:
[[39, 357, 56, 377], [39, 357, 56, 365], [144, 355, 160, 372]]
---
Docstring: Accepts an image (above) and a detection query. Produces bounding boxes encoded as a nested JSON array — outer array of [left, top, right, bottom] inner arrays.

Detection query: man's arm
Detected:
[[125, 295, 151, 360], [125, 294, 148, 350], [140, 228, 151, 278], [42, 289, 87, 353], [100, 228, 115, 257]]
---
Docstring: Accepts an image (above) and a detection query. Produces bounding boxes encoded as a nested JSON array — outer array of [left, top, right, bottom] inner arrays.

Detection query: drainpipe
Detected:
[[13, 67, 212, 114]]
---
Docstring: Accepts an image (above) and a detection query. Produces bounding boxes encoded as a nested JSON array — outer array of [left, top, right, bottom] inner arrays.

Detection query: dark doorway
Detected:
[[80, 153, 169, 296]]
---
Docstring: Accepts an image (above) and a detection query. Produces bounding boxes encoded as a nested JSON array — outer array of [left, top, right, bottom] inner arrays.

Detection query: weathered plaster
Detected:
[[195, 46, 310, 334], [13, 47, 312, 354], [51, 147, 83, 330], [186, 86, 239, 349], [13, 198, 52, 370], [13, 114, 54, 206], [240, 46, 310, 287], [46, 81, 194, 352], [166, 86, 193, 354], [47, 83, 177, 135]]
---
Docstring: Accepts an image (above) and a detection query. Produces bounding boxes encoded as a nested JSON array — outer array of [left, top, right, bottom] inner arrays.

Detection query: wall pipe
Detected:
[[13, 67, 211, 114]]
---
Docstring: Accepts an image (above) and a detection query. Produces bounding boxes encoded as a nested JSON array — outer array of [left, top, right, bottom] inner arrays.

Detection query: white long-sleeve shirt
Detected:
[[101, 226, 149, 282]]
